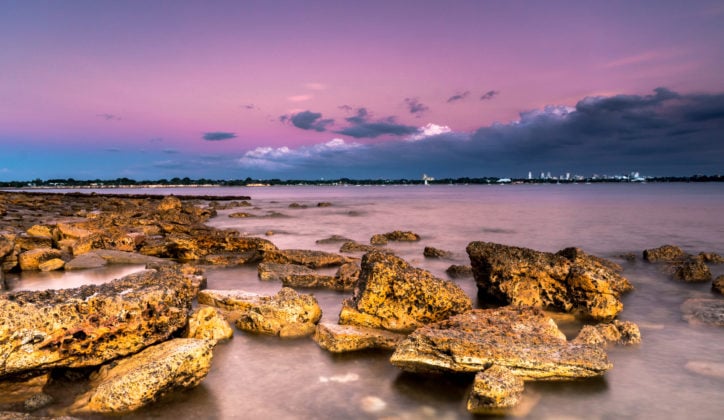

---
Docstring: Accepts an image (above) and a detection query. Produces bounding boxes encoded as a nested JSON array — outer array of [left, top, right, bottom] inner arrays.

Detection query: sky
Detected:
[[1, 0, 723, 181]]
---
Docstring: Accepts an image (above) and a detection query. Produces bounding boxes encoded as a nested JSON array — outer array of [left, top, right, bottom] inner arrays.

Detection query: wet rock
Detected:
[[339, 241, 386, 254], [673, 255, 712, 282], [257, 262, 343, 290], [313, 322, 405, 353], [156, 195, 183, 212], [38, 258, 65, 272], [643, 244, 686, 263], [64, 252, 107, 270], [202, 252, 259, 265], [316, 235, 353, 244], [466, 365, 525, 414], [334, 262, 361, 291], [339, 252, 472, 332], [92, 249, 164, 265], [56, 222, 93, 240], [467, 242, 632, 321], [0, 267, 196, 377], [261, 249, 351, 268], [15, 235, 54, 252], [423, 246, 452, 259], [0, 372, 50, 405], [317, 202, 332, 207], [198, 288, 322, 338], [18, 248, 62, 271], [165, 231, 277, 262], [681, 298, 724, 326], [618, 252, 637, 262], [699, 252, 724, 264], [26, 225, 53, 239], [391, 306, 612, 379], [445, 264, 473, 278], [371, 230, 421, 245], [288, 202, 307, 209], [69, 338, 214, 414], [184, 307, 234, 342], [685, 361, 724, 380], [713, 275, 724, 295], [228, 212, 256, 218], [573, 320, 642, 346]]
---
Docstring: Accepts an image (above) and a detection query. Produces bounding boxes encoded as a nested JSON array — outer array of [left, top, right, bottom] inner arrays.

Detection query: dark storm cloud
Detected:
[[336, 108, 419, 138], [344, 107, 369, 125], [289, 110, 334, 132], [447, 91, 470, 103], [480, 90, 499, 100], [202, 132, 237, 141], [404, 97, 429, 116]]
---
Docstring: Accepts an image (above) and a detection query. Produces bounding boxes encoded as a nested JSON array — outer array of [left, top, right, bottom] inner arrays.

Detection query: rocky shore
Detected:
[[1, 190, 722, 417]]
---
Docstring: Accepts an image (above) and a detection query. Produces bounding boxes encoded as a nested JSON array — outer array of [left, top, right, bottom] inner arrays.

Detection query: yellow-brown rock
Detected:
[[0, 372, 50, 405], [313, 322, 405, 353], [26, 225, 53, 239], [339, 252, 471, 332], [467, 366, 525, 414], [573, 320, 641, 346], [38, 258, 65, 272], [69, 338, 214, 414], [157, 195, 183, 212], [261, 248, 351, 268], [185, 306, 234, 341], [18, 248, 62, 271]]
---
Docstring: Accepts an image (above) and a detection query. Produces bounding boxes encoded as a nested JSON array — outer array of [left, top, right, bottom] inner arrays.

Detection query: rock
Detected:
[[423, 246, 452, 258], [713, 276, 724, 295], [339, 241, 386, 254], [184, 306, 234, 342], [467, 242, 632, 321], [643, 244, 686, 263], [466, 365, 525, 414], [685, 361, 724, 380], [699, 252, 724, 264], [56, 222, 93, 240], [369, 234, 388, 245], [339, 252, 472, 332], [26, 224, 53, 239], [228, 212, 255, 218], [18, 248, 63, 271], [157, 195, 183, 212], [38, 258, 65, 272], [334, 262, 361, 291], [445, 264, 473, 278], [681, 298, 724, 326], [288, 202, 307, 209], [313, 322, 405, 353], [370, 231, 421, 245], [673, 255, 712, 282], [0, 267, 196, 377], [64, 252, 108, 270], [15, 235, 54, 252], [197, 288, 322, 338], [69, 338, 214, 414], [317, 202, 332, 207], [390, 306, 612, 379], [258, 262, 319, 281], [92, 249, 164, 265], [316, 235, 353, 244], [618, 252, 637, 262], [261, 249, 351, 268], [202, 252, 260, 265], [165, 231, 277, 262], [0, 372, 50, 404], [573, 320, 642, 346], [24, 392, 54, 411]]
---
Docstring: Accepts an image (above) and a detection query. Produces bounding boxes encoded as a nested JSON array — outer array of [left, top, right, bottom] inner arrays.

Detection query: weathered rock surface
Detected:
[[681, 298, 724, 326], [92, 249, 165, 265], [69, 338, 214, 414], [0, 266, 196, 377], [467, 242, 632, 321], [339, 241, 388, 254], [0, 372, 50, 405], [257, 262, 357, 291], [390, 306, 612, 379], [18, 248, 63, 271], [445, 264, 473, 278], [313, 322, 405, 353], [197, 287, 322, 338], [339, 252, 472, 332], [229, 212, 255, 218], [672, 255, 712, 282], [699, 252, 724, 264], [643, 244, 686, 262], [315, 235, 353, 245], [38, 258, 65, 272], [713, 275, 724, 295], [261, 249, 351, 268], [64, 252, 108, 270], [573, 320, 642, 346], [370, 230, 421, 245], [466, 366, 525, 414], [185, 307, 234, 341], [423, 246, 452, 259]]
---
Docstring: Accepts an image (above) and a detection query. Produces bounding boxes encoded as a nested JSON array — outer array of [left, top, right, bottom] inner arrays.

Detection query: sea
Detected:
[[4, 183, 724, 419]]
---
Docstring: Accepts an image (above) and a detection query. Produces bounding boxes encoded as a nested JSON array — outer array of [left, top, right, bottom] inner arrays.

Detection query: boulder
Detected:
[[18, 248, 62, 271], [713, 275, 724, 295], [313, 322, 405, 353], [681, 298, 724, 326], [156, 195, 183, 212], [445, 264, 473, 278], [466, 242, 632, 321], [466, 366, 525, 414], [92, 249, 164, 265], [0, 267, 196, 377], [334, 262, 361, 291], [64, 252, 108, 270], [573, 320, 642, 346], [15, 235, 54, 251], [261, 249, 351, 268], [184, 307, 234, 341], [38, 258, 65, 272], [390, 306, 612, 379], [69, 338, 214, 414], [339, 252, 472, 332], [699, 252, 724, 264], [370, 231, 421, 245], [339, 241, 387, 254], [423, 246, 452, 259], [317, 202, 332, 207], [197, 288, 322, 338], [165, 231, 277, 261], [643, 244, 686, 263], [26, 225, 53, 239], [56, 222, 93, 240], [672, 255, 712, 282]]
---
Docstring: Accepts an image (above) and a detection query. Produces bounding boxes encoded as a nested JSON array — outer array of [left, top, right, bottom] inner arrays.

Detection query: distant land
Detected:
[[1, 175, 722, 189]]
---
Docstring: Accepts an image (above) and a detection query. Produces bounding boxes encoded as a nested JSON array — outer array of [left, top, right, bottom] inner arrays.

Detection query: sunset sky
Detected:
[[1, 0, 723, 180]]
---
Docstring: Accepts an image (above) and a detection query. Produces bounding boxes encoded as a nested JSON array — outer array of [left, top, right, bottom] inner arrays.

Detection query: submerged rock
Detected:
[[573, 320, 642, 346], [423, 246, 452, 259], [313, 322, 405, 353], [672, 255, 712, 282], [466, 242, 632, 321], [681, 298, 724, 326], [339, 241, 387, 254], [370, 230, 421, 245], [184, 306, 234, 342], [466, 365, 525, 414], [445, 264, 473, 278], [339, 252, 471, 332], [316, 235, 353, 245], [643, 244, 686, 262], [699, 252, 724, 264], [258, 262, 357, 291], [713, 276, 724, 295], [69, 339, 214, 414], [261, 249, 351, 268], [390, 306, 612, 379], [685, 360, 724, 380], [197, 288, 322, 338]]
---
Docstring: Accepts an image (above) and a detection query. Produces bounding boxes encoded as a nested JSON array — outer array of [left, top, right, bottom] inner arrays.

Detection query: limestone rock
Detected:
[[371, 231, 421, 245], [165, 231, 276, 262], [699, 252, 724, 264], [339, 241, 387, 254], [229, 212, 255, 218], [317, 202, 332, 207], [643, 244, 686, 262], [0, 372, 50, 405], [185, 307, 234, 341], [467, 366, 525, 414], [313, 322, 405, 353], [316, 235, 353, 245], [445, 264, 473, 278], [64, 252, 107, 270], [198, 288, 322, 338], [673, 255, 712, 282], [573, 320, 642, 346], [0, 267, 195, 377], [261, 249, 351, 268], [26, 224, 53, 239], [92, 249, 164, 265], [56, 222, 93, 240], [390, 306, 612, 379], [713, 275, 724, 295], [70, 339, 214, 414], [157, 195, 183, 212], [334, 262, 361, 291], [466, 242, 632, 321], [18, 248, 62, 271], [681, 298, 724, 326], [38, 258, 65, 272], [339, 252, 472, 332], [423, 246, 452, 259]]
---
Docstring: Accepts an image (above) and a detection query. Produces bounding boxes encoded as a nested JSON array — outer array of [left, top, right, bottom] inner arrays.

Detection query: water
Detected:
[[5, 183, 724, 419]]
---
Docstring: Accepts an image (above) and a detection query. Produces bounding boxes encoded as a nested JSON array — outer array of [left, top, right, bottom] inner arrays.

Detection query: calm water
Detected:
[[6, 183, 724, 419]]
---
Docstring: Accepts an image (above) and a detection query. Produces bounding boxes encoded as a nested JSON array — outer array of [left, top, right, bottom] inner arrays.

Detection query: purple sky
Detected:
[[1, 0, 723, 180]]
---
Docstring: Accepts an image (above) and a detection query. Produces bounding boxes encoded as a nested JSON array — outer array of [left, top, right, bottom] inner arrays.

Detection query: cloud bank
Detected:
[[203, 132, 237, 141]]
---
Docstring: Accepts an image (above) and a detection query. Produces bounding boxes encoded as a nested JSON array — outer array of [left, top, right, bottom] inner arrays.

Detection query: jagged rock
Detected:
[[466, 366, 525, 414], [573, 320, 642, 346], [334, 262, 361, 291], [157, 195, 183, 212], [643, 244, 686, 263], [390, 306, 612, 379], [339, 241, 387, 254], [15, 235, 54, 252], [69, 338, 214, 414], [681, 298, 724, 326], [370, 231, 421, 246], [197, 288, 322, 338], [0, 372, 50, 404], [38, 258, 65, 272], [313, 322, 405, 353], [26, 225, 53, 239], [0, 267, 196, 377], [64, 252, 107, 270], [713, 276, 724, 295], [184, 307, 234, 341], [0, 235, 14, 258], [673, 255, 712, 282], [316, 235, 353, 244], [56, 222, 93, 240], [699, 252, 724, 264], [165, 231, 277, 261], [18, 248, 62, 271], [445, 264, 473, 278], [261, 249, 351, 268], [467, 242, 632, 321], [339, 252, 472, 332], [423, 246, 452, 258], [202, 252, 259, 265]]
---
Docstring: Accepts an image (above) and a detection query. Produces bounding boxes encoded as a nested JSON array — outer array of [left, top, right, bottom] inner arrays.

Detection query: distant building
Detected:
[[528, 171, 532, 180]]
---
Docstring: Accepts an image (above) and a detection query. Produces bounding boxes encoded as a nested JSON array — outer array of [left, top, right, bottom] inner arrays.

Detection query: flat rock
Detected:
[[69, 338, 214, 414], [258, 262, 353, 291], [339, 252, 472, 332], [390, 306, 612, 380], [92, 249, 164, 265], [197, 287, 322, 338], [467, 365, 525, 414], [64, 252, 107, 270], [184, 306, 234, 341], [681, 298, 724, 326], [316, 235, 353, 245], [339, 241, 388, 254], [18, 248, 62, 271], [313, 322, 406, 353], [38, 258, 65, 272], [467, 242, 632, 321], [573, 320, 642, 346], [261, 249, 351, 268]]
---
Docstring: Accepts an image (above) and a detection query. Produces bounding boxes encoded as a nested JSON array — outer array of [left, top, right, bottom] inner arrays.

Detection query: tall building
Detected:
[[528, 171, 532, 180]]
